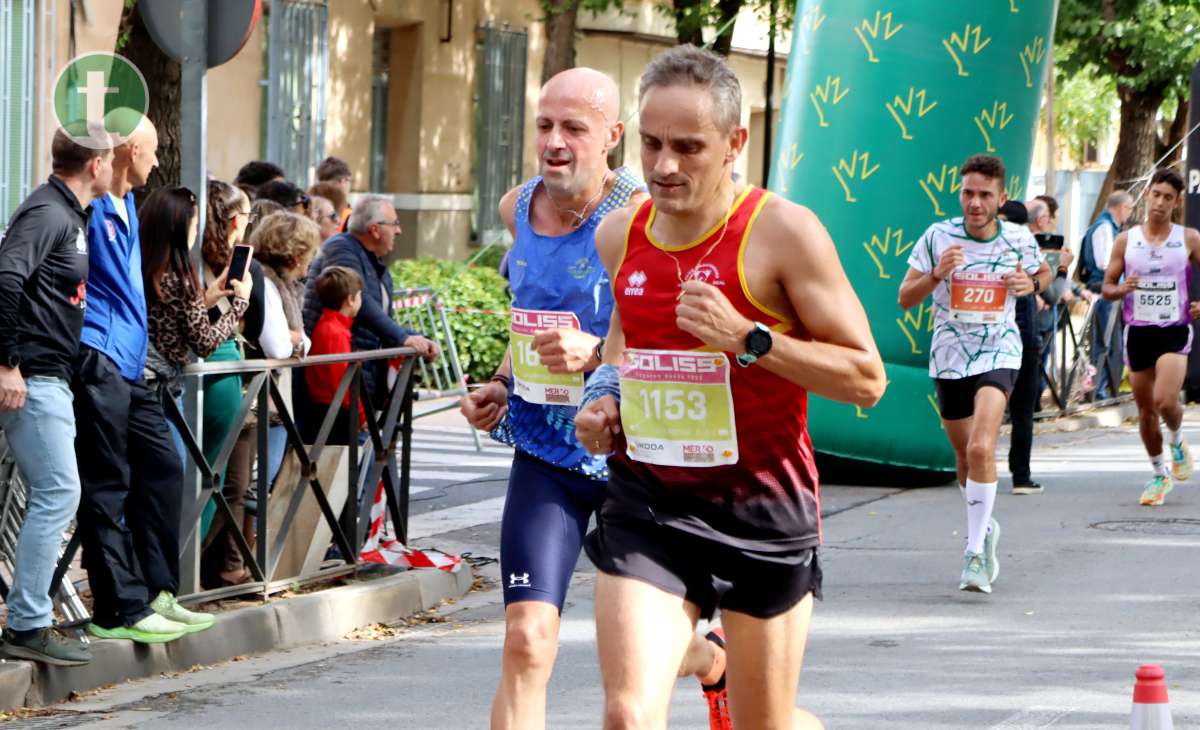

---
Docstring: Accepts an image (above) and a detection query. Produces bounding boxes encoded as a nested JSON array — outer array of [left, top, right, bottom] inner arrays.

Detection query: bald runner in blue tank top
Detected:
[[492, 166, 643, 608]]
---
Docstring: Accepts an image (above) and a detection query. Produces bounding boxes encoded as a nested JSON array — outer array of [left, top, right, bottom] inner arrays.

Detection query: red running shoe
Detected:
[[701, 628, 731, 730]]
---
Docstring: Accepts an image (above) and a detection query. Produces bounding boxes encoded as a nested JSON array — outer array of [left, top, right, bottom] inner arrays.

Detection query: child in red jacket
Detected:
[[305, 266, 364, 444]]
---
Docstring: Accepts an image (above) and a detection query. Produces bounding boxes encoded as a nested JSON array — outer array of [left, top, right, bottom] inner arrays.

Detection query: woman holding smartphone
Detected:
[[142, 187, 254, 510]]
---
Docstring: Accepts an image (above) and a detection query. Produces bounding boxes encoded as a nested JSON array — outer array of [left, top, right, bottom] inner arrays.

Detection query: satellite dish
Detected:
[[140, 0, 262, 69]]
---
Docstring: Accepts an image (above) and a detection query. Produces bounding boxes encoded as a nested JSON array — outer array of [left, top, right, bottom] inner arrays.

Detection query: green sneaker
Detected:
[[982, 518, 1000, 584], [150, 591, 215, 633], [2, 627, 91, 666], [89, 613, 186, 643], [1139, 474, 1173, 507], [1171, 441, 1193, 482], [958, 552, 991, 594]]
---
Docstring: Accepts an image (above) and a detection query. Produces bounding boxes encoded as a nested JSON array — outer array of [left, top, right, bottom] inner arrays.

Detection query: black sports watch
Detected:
[[736, 323, 772, 367], [3, 353, 18, 370], [593, 337, 605, 365]]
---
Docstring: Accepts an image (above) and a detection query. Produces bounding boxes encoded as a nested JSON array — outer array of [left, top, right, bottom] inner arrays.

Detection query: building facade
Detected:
[[2, 0, 790, 259]]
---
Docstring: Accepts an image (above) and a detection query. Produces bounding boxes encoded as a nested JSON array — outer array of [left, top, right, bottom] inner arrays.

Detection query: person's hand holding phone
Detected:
[[229, 271, 253, 301], [205, 269, 234, 307]]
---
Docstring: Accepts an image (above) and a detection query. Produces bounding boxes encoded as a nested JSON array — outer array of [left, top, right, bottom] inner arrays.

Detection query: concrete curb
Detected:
[[1029, 400, 1138, 435], [0, 565, 473, 710]]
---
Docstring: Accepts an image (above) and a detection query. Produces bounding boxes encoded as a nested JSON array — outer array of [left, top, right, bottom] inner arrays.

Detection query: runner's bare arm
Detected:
[[498, 186, 520, 238], [1186, 227, 1200, 266], [1101, 232, 1133, 300], [898, 245, 963, 309], [757, 203, 886, 407]]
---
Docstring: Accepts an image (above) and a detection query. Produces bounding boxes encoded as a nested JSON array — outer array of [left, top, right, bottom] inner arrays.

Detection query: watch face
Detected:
[[747, 328, 772, 356]]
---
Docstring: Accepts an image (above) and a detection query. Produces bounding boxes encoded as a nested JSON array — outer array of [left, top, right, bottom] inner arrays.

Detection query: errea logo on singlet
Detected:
[[625, 270, 648, 296]]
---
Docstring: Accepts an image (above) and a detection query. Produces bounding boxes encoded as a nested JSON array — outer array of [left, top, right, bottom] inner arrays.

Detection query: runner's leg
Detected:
[[1153, 353, 1187, 438], [491, 455, 596, 730], [1130, 368, 1163, 468], [492, 602, 561, 730], [942, 417, 972, 490], [595, 571, 698, 730], [964, 386, 1006, 554], [723, 596, 823, 730]]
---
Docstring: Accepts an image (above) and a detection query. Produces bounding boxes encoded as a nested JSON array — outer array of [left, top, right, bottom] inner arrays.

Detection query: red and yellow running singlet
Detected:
[[611, 186, 821, 550]]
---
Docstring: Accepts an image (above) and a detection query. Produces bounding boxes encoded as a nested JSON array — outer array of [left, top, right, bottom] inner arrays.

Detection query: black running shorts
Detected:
[[584, 471, 822, 620], [1125, 324, 1193, 373], [934, 368, 1019, 421]]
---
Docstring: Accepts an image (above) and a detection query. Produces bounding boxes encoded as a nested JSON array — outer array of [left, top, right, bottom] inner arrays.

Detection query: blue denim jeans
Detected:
[[0, 377, 81, 631]]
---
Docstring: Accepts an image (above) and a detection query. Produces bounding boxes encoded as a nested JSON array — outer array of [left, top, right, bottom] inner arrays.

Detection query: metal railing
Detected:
[[0, 347, 420, 625], [394, 287, 483, 450], [1036, 296, 1132, 418]]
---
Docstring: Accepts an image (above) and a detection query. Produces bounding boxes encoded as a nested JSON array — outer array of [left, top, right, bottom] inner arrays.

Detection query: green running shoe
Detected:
[[958, 552, 991, 594], [88, 613, 186, 643], [1139, 474, 1174, 507], [982, 518, 1000, 584], [150, 591, 215, 633], [1171, 441, 1193, 482]]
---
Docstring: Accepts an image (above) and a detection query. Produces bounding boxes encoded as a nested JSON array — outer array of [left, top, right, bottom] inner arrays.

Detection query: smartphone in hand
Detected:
[[228, 244, 253, 283]]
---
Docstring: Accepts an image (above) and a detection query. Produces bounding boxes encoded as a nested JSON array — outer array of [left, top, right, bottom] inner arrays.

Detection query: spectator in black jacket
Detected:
[[301, 195, 438, 407], [0, 129, 113, 665]]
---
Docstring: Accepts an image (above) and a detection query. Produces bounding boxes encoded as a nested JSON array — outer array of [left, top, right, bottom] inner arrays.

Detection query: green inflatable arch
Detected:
[[771, 0, 1057, 472]]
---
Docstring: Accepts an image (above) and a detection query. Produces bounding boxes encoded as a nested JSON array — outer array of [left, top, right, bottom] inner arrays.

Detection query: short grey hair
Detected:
[[348, 194, 393, 235], [638, 45, 742, 134], [1107, 190, 1133, 210], [1027, 198, 1048, 222]]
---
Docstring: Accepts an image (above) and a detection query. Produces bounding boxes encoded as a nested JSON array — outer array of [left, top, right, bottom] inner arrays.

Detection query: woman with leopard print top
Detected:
[[141, 186, 253, 382]]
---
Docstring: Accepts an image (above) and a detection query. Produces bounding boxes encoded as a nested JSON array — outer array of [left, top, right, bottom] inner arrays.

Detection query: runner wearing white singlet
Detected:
[[1100, 169, 1200, 507]]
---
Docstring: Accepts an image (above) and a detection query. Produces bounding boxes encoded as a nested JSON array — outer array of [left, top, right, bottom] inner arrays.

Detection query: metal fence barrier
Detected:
[[1036, 296, 1132, 418], [394, 287, 483, 450], [0, 347, 419, 627]]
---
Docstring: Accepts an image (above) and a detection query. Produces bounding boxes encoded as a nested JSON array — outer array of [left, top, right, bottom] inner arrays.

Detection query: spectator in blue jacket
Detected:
[[0, 129, 112, 666], [72, 113, 213, 644], [301, 195, 439, 409]]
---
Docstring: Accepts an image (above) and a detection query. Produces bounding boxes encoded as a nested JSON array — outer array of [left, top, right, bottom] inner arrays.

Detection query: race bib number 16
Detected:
[[619, 349, 738, 467], [949, 271, 1008, 323], [510, 307, 585, 405]]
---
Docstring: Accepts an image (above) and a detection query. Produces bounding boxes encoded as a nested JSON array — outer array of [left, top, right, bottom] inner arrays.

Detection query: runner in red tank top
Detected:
[[575, 46, 886, 730]]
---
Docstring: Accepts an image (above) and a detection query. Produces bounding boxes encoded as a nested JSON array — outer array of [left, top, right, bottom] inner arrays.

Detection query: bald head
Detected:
[[103, 109, 159, 190], [535, 67, 624, 202], [540, 67, 619, 125]]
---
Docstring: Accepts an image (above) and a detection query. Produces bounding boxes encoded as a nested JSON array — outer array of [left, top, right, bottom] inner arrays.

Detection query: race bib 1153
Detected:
[[510, 307, 585, 405], [619, 349, 738, 467]]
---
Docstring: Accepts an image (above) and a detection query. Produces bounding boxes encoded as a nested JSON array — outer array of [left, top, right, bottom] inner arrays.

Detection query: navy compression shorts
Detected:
[[500, 451, 607, 609]]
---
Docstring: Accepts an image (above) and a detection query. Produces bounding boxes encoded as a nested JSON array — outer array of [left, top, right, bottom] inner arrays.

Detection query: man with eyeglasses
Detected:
[[301, 195, 439, 411]]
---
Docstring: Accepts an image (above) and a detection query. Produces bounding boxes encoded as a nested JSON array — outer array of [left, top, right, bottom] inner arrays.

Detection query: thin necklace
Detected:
[[655, 189, 738, 299], [545, 172, 611, 229]]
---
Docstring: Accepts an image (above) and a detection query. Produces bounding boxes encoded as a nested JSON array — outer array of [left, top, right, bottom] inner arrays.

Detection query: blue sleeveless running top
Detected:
[[492, 167, 644, 478]]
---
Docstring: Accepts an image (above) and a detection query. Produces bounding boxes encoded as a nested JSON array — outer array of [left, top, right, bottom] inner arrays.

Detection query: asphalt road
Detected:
[[17, 414, 1200, 729]]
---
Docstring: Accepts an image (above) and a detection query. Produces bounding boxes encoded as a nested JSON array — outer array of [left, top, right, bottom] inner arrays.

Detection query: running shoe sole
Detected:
[[983, 518, 1000, 584], [1171, 444, 1192, 482], [88, 624, 185, 644], [1011, 484, 1043, 495], [1, 643, 90, 666]]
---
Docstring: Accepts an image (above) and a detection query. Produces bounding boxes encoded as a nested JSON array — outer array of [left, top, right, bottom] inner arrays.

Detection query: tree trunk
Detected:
[[116, 1, 181, 199], [1089, 85, 1165, 224], [710, 0, 743, 57], [541, 0, 581, 84], [1162, 97, 1189, 169], [673, 0, 705, 47]]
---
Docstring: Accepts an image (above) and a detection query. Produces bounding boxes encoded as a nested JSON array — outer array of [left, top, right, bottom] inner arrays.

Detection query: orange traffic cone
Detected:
[[1130, 664, 1173, 730]]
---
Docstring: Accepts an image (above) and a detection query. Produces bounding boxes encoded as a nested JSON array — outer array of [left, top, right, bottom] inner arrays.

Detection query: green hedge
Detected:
[[390, 257, 511, 385]]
